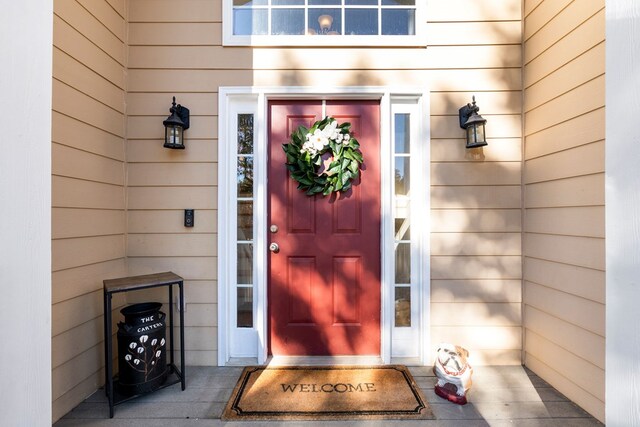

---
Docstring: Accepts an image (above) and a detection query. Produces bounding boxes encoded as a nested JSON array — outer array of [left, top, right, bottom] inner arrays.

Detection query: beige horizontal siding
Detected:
[[524, 206, 604, 238], [526, 332, 605, 402], [524, 43, 604, 112], [525, 108, 604, 159], [428, 21, 522, 46], [523, 141, 603, 184], [524, 9, 604, 87], [53, 15, 124, 89], [128, 45, 522, 70], [51, 0, 126, 421], [128, 210, 217, 234], [431, 280, 522, 303], [52, 259, 126, 304], [431, 256, 522, 280], [129, 0, 221, 22], [52, 111, 125, 161], [523, 0, 605, 421], [524, 258, 604, 304], [524, 174, 604, 208], [431, 209, 522, 233], [431, 233, 521, 256]]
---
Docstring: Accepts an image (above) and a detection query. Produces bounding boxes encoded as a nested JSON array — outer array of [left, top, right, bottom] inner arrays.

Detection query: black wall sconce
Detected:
[[163, 96, 190, 149], [458, 96, 488, 149]]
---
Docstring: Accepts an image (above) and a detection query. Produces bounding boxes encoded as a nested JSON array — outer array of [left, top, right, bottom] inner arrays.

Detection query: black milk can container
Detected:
[[117, 302, 168, 395]]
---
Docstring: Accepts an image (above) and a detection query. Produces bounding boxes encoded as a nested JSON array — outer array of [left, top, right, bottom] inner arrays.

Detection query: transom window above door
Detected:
[[223, 0, 425, 46]]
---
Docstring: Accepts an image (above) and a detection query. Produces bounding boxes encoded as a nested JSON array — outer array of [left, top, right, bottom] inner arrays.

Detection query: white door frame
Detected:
[[218, 86, 431, 366]]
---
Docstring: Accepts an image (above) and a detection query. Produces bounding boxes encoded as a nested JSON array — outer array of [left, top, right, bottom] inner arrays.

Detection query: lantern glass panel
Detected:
[[466, 125, 476, 145], [476, 123, 486, 143], [166, 125, 183, 146]]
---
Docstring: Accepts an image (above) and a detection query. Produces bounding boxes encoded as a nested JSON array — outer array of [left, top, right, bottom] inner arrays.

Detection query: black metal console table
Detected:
[[103, 271, 186, 418]]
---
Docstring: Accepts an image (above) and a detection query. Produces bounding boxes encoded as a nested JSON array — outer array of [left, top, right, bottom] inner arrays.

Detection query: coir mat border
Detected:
[[221, 365, 434, 421]]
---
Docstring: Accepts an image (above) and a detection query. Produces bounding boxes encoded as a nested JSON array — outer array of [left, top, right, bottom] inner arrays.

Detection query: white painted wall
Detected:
[[606, 1, 640, 426], [0, 2, 53, 425]]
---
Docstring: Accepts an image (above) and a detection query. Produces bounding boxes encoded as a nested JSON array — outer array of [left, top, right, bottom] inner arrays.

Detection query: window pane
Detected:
[[395, 242, 411, 283], [382, 9, 415, 35], [308, 9, 342, 35], [237, 157, 253, 197], [382, 0, 415, 5], [345, 9, 377, 35], [237, 201, 253, 241], [237, 243, 253, 284], [234, 0, 268, 6], [237, 288, 253, 328], [309, 0, 340, 4], [237, 114, 254, 154], [347, 0, 377, 4], [273, 0, 304, 4], [395, 287, 411, 327], [394, 157, 410, 196], [394, 218, 410, 240], [394, 113, 410, 153], [272, 9, 305, 35], [233, 9, 267, 35]]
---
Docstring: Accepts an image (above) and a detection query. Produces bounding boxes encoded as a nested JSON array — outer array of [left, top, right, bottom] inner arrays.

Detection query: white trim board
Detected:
[[605, 1, 640, 425], [218, 86, 431, 367], [0, 2, 53, 425]]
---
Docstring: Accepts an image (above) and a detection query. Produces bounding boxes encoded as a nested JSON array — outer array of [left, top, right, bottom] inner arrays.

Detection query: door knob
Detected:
[[270, 224, 279, 233], [269, 242, 280, 253]]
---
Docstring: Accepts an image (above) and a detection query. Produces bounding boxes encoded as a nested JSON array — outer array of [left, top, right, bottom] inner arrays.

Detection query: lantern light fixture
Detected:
[[163, 96, 190, 149], [458, 96, 488, 149]]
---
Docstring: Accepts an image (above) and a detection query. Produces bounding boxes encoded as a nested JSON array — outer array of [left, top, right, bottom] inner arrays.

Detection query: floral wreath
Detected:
[[282, 116, 363, 196]]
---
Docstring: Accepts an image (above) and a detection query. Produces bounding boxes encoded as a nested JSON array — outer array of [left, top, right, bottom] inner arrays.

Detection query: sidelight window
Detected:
[[390, 100, 425, 360], [236, 114, 255, 329]]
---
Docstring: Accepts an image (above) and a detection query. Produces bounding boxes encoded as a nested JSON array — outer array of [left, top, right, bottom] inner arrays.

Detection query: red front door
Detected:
[[268, 100, 381, 356]]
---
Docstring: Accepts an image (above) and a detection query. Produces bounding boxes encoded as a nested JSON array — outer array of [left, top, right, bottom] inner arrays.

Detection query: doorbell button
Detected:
[[184, 209, 194, 227]]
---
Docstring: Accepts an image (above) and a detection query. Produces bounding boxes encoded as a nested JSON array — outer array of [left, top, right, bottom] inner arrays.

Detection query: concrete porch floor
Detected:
[[54, 365, 603, 427]]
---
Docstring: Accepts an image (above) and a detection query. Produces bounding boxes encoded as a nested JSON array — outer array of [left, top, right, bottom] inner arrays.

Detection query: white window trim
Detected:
[[218, 86, 431, 366], [222, 1, 427, 47], [389, 100, 427, 360]]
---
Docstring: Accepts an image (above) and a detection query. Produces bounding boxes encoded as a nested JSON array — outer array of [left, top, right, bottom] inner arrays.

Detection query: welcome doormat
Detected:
[[221, 365, 434, 421]]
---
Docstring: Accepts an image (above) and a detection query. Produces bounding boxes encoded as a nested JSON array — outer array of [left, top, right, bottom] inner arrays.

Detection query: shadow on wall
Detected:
[[261, 11, 523, 363]]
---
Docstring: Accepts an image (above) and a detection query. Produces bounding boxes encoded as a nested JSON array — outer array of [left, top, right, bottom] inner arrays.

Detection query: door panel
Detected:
[[268, 100, 381, 356]]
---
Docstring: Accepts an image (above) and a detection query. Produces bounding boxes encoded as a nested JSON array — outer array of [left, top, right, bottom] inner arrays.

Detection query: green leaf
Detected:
[[348, 160, 358, 173]]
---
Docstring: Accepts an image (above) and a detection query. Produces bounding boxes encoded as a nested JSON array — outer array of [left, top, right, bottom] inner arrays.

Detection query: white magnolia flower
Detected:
[[323, 122, 339, 140], [151, 361, 155, 366], [342, 133, 350, 144], [133, 359, 140, 365], [336, 133, 343, 142], [129, 342, 137, 350], [137, 347, 144, 354], [308, 129, 327, 147], [125, 354, 132, 361], [160, 338, 165, 346], [151, 339, 158, 346], [313, 138, 326, 151], [301, 140, 315, 155], [140, 335, 149, 343], [155, 350, 161, 358]]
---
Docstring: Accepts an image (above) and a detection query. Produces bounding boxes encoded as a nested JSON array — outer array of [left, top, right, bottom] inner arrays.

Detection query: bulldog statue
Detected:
[[433, 343, 473, 404]]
